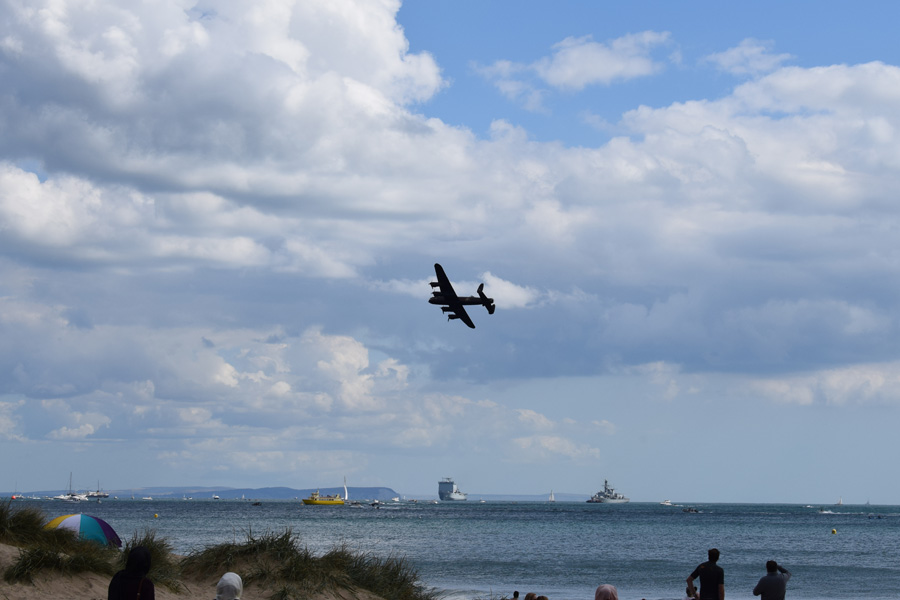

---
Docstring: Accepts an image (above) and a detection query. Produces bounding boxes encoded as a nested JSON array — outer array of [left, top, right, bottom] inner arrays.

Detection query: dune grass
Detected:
[[2, 499, 119, 583], [2, 502, 436, 600], [183, 530, 436, 600], [3, 544, 118, 583], [121, 529, 184, 592]]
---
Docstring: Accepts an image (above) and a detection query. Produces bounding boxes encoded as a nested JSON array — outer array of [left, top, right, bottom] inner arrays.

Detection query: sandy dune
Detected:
[[0, 542, 384, 600]]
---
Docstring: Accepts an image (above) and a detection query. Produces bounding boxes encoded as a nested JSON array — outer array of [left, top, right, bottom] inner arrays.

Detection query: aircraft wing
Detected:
[[433, 263, 476, 328], [433, 263, 456, 298], [450, 304, 476, 329]]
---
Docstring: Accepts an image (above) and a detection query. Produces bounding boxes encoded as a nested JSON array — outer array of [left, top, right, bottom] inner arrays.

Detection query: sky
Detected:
[[2, 0, 900, 503]]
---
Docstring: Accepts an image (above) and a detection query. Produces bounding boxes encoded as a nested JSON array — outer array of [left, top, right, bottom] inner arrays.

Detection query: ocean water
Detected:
[[15, 499, 900, 600]]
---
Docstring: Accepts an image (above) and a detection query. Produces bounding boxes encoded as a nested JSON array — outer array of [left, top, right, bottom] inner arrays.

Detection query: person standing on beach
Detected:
[[686, 548, 724, 600], [108, 545, 155, 600], [752, 560, 791, 600]]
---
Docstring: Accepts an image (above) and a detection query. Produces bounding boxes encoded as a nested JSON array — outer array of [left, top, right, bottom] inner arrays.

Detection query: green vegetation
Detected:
[[183, 530, 436, 600], [1, 501, 436, 600], [3, 545, 117, 583], [2, 500, 118, 583], [120, 529, 184, 592]]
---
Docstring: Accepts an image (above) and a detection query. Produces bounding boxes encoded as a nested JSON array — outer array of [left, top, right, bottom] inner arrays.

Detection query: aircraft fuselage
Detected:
[[429, 295, 489, 306]]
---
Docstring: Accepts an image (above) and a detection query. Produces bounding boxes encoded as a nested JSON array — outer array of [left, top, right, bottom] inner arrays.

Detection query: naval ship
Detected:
[[438, 477, 467, 501], [586, 479, 629, 503]]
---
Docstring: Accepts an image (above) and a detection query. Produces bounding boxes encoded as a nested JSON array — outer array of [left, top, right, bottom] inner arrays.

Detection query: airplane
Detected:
[[429, 263, 495, 328]]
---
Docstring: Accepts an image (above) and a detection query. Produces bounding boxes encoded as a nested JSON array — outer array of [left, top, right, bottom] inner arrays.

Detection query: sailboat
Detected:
[[836, 496, 843, 506], [549, 490, 555, 502], [54, 473, 88, 502]]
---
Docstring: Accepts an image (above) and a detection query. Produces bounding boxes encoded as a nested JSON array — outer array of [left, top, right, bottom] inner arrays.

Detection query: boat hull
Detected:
[[302, 489, 345, 505], [438, 477, 468, 501], [302, 498, 345, 505], [587, 479, 629, 503]]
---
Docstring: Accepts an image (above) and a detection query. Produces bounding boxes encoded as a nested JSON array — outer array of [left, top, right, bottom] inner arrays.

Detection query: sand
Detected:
[[0, 542, 384, 600]]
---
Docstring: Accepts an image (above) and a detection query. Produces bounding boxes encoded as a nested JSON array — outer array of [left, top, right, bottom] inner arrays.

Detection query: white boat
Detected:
[[438, 477, 467, 501], [660, 499, 673, 506], [587, 479, 629, 503], [549, 490, 555, 502], [87, 481, 110, 499], [55, 473, 88, 501]]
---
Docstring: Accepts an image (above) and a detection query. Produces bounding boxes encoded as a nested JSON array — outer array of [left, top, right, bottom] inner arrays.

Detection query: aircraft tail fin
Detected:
[[478, 283, 495, 315]]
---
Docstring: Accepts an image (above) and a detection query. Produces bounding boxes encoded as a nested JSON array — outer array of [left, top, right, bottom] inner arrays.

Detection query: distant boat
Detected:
[[438, 477, 467, 501], [87, 481, 109, 499], [302, 490, 345, 505], [837, 497, 843, 506], [212, 495, 220, 500], [55, 473, 88, 502], [587, 479, 629, 504], [549, 490, 555, 502], [660, 499, 673, 506]]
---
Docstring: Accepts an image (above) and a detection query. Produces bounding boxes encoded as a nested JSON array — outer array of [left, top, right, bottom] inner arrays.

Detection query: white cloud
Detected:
[[705, 38, 793, 76], [475, 31, 671, 110], [516, 408, 554, 429], [512, 435, 602, 461], [0, 399, 25, 441], [534, 31, 672, 90], [42, 402, 112, 440], [472, 60, 548, 111], [480, 272, 540, 309], [591, 420, 616, 435], [754, 361, 900, 406]]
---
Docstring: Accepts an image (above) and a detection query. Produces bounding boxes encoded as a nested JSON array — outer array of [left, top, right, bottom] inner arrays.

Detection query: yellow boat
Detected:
[[302, 490, 345, 505]]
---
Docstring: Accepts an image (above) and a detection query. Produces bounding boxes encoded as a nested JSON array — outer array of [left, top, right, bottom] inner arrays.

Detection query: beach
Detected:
[[0, 541, 388, 600]]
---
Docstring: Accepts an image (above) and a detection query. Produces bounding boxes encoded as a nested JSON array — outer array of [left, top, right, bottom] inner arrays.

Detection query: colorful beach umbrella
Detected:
[[44, 513, 122, 547]]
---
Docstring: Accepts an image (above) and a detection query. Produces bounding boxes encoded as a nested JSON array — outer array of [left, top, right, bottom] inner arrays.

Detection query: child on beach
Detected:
[[215, 572, 243, 600], [595, 584, 618, 600]]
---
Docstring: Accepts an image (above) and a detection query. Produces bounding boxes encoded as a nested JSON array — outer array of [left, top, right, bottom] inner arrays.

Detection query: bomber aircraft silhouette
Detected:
[[429, 263, 495, 328]]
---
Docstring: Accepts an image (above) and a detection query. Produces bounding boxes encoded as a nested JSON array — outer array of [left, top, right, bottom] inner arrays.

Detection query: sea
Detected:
[[12, 499, 900, 600]]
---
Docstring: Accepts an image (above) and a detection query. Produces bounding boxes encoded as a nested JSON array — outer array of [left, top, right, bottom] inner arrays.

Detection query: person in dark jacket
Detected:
[[108, 545, 155, 600]]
